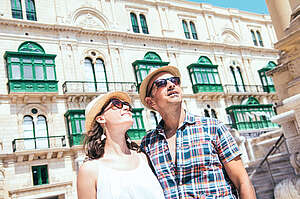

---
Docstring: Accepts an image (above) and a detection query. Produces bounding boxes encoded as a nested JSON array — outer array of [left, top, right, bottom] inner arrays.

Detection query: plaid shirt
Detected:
[[140, 112, 241, 199]]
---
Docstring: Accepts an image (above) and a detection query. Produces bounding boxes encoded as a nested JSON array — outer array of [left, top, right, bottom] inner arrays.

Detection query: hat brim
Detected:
[[85, 91, 131, 132], [139, 66, 181, 110]]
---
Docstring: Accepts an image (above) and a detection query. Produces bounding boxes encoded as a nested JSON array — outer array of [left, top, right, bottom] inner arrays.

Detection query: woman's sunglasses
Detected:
[[106, 98, 133, 112], [147, 76, 180, 97]]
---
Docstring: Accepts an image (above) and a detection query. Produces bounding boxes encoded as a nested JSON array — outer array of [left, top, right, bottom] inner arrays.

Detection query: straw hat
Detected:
[[85, 91, 131, 132], [139, 65, 181, 109]]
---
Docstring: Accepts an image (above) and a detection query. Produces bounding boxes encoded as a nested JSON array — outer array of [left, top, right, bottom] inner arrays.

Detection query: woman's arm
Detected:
[[77, 161, 98, 199]]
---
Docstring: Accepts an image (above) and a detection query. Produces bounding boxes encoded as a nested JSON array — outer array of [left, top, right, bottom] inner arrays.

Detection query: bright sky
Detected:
[[187, 0, 269, 14]]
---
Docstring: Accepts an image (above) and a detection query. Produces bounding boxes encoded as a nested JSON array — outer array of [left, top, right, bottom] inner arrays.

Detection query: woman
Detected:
[[77, 91, 165, 199]]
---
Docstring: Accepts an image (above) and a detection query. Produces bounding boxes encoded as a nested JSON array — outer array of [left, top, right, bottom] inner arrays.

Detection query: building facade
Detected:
[[0, 0, 279, 198]]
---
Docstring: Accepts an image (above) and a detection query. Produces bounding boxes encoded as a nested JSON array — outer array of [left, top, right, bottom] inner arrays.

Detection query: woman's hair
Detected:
[[83, 99, 140, 160]]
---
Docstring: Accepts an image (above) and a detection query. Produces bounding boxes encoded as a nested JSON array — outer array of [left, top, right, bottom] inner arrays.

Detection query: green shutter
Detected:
[[190, 21, 198, 40], [65, 110, 85, 146], [140, 14, 149, 34], [182, 20, 190, 39], [130, 13, 140, 33], [32, 165, 48, 185]]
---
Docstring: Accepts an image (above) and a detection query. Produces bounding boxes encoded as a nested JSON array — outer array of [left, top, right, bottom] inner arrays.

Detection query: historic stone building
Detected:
[[0, 0, 279, 198], [265, 0, 300, 198]]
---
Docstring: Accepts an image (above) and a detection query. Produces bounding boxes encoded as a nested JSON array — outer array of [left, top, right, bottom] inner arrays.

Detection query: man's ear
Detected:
[[145, 97, 155, 108], [95, 115, 105, 124]]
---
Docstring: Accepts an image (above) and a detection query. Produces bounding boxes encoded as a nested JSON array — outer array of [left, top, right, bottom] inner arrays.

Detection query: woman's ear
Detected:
[[145, 97, 155, 108], [95, 115, 105, 124]]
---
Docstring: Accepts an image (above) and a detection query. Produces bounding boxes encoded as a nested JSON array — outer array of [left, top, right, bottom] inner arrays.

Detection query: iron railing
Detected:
[[62, 81, 137, 94], [12, 135, 66, 152], [249, 134, 290, 187], [223, 84, 264, 93]]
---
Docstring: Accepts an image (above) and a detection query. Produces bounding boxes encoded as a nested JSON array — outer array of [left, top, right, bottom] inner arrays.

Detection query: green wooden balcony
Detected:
[[12, 135, 66, 152], [69, 133, 85, 147], [62, 81, 137, 94], [8, 80, 58, 93], [226, 104, 278, 131], [192, 83, 223, 93]]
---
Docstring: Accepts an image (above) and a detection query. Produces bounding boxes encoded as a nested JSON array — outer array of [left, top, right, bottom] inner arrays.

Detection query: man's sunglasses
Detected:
[[147, 77, 180, 97], [102, 98, 133, 113]]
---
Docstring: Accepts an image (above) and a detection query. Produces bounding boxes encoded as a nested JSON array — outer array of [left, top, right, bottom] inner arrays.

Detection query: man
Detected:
[[139, 66, 256, 199]]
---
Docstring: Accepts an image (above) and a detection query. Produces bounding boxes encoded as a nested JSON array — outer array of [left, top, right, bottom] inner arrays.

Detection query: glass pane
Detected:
[[23, 65, 33, 80], [11, 57, 20, 62], [132, 118, 137, 129], [23, 116, 35, 150], [32, 168, 39, 185], [45, 59, 53, 64], [207, 72, 215, 84], [41, 166, 48, 184], [80, 119, 85, 132], [95, 59, 107, 92], [34, 59, 43, 64], [75, 120, 81, 133], [46, 67, 55, 80], [214, 73, 220, 84], [23, 58, 32, 63], [196, 73, 203, 84], [267, 76, 274, 85], [35, 65, 44, 80], [11, 64, 21, 79], [36, 116, 48, 149], [140, 70, 148, 81]]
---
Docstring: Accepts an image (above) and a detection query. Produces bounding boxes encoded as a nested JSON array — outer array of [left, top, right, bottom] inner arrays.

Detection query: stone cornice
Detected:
[[0, 18, 278, 54], [266, 63, 289, 76]]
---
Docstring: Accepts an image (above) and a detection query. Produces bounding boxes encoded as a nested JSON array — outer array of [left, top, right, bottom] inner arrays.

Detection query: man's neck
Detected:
[[159, 104, 185, 137]]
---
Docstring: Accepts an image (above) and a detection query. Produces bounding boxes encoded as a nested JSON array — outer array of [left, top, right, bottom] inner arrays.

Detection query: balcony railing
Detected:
[[12, 135, 66, 152], [223, 84, 264, 93], [127, 129, 146, 140], [62, 81, 137, 94]]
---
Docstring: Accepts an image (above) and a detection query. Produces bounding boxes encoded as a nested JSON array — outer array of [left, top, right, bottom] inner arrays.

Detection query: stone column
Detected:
[[265, 0, 292, 39]]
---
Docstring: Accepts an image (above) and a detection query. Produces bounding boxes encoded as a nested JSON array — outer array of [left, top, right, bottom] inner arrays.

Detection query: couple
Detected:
[[77, 66, 256, 199]]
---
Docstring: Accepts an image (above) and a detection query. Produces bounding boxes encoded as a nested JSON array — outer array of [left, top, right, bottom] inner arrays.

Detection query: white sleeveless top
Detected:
[[96, 153, 165, 199]]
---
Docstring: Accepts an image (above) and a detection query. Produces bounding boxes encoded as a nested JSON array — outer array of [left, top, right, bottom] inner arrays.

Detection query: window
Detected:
[[64, 110, 85, 146], [127, 108, 146, 140], [251, 30, 257, 46], [25, 0, 37, 21], [187, 56, 223, 93], [130, 12, 140, 33], [256, 31, 264, 47], [190, 21, 198, 40], [4, 41, 58, 93], [84, 58, 108, 92], [132, 52, 169, 87], [32, 165, 48, 186], [23, 115, 49, 150], [140, 14, 149, 34], [258, 61, 276, 93], [250, 29, 264, 47], [230, 62, 245, 92], [11, 0, 23, 19], [226, 97, 278, 130], [182, 20, 190, 39]]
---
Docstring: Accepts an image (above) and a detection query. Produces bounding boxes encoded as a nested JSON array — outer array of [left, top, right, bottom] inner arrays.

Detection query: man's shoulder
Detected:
[[140, 129, 157, 146]]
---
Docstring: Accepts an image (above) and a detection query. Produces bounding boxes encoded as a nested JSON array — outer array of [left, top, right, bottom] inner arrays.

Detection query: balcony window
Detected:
[[190, 21, 198, 40], [11, 0, 23, 19], [65, 110, 85, 147], [130, 12, 140, 33], [187, 56, 223, 93], [84, 58, 108, 92], [258, 61, 276, 93], [182, 20, 190, 39], [140, 14, 149, 34], [32, 165, 48, 186], [127, 108, 146, 140], [226, 97, 278, 131], [4, 41, 58, 93], [25, 0, 37, 21], [132, 52, 169, 88]]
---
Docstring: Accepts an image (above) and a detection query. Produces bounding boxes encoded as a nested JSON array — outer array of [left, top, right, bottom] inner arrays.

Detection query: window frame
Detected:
[[32, 165, 49, 186], [190, 21, 198, 40], [139, 14, 149, 34], [11, 0, 23, 19], [182, 20, 191, 39], [25, 0, 37, 21], [130, 12, 140, 33]]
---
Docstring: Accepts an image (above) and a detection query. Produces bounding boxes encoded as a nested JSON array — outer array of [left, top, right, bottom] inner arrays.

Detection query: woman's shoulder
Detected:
[[78, 159, 100, 176]]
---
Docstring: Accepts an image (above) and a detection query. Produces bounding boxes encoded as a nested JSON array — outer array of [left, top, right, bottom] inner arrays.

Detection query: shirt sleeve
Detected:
[[215, 121, 241, 163], [140, 136, 147, 153]]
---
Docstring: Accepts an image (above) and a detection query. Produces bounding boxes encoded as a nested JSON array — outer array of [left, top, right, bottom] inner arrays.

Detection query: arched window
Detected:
[[182, 20, 190, 39], [256, 31, 264, 47], [25, 0, 37, 21], [130, 13, 139, 33], [11, 0, 23, 19], [204, 109, 210, 117], [251, 30, 258, 46], [190, 21, 198, 40], [211, 109, 217, 119], [230, 64, 245, 92], [139, 14, 149, 34], [23, 115, 49, 150], [84, 58, 107, 92]]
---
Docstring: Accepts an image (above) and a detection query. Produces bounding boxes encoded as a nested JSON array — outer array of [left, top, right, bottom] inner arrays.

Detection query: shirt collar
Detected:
[[155, 110, 196, 137]]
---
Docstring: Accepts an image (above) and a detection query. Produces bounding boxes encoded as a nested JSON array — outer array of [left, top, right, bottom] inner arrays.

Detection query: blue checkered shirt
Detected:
[[140, 112, 241, 199]]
